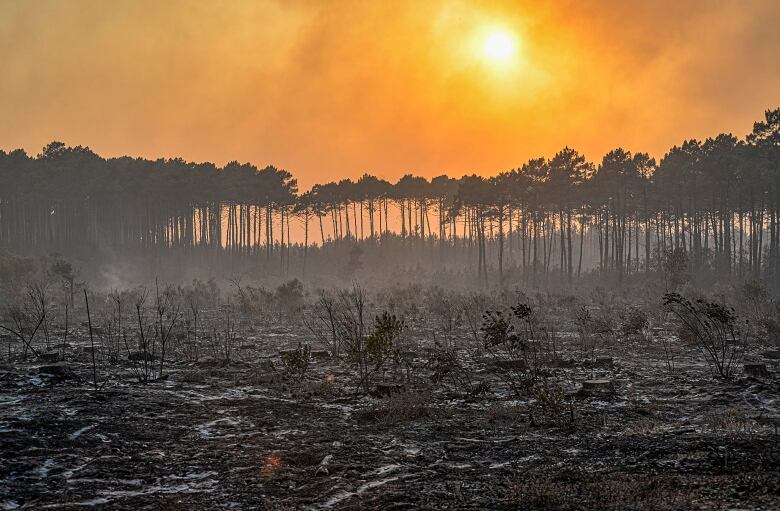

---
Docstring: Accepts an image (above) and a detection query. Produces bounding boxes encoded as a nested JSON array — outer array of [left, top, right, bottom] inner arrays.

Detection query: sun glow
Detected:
[[482, 30, 516, 63]]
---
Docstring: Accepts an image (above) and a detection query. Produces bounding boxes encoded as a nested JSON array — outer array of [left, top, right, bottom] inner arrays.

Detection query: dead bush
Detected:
[[336, 285, 406, 392], [663, 293, 747, 378], [305, 289, 343, 357], [208, 303, 239, 364], [427, 334, 474, 393], [331, 284, 371, 391], [462, 292, 491, 344], [0, 281, 52, 359]]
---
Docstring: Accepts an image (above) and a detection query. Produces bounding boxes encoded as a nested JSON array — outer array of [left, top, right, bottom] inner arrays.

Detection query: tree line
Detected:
[[0, 108, 778, 286]]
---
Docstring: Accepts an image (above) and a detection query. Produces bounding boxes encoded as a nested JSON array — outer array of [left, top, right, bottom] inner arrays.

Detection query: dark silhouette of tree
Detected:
[[2, 107, 780, 287]]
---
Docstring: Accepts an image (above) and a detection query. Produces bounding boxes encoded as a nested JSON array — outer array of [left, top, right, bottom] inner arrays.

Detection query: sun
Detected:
[[482, 30, 516, 63]]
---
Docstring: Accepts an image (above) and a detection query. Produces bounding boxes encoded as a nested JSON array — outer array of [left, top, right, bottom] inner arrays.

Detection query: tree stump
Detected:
[[582, 379, 614, 392]]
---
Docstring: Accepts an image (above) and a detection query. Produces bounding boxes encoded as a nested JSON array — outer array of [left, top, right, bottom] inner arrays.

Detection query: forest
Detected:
[[1, 112, 778, 510], [1, 108, 779, 290]]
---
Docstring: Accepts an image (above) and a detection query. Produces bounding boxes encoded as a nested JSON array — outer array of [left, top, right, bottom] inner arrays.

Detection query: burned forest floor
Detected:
[[1, 321, 779, 510]]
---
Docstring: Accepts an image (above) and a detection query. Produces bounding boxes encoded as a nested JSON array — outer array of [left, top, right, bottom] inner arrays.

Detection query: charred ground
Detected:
[[1, 281, 778, 510]]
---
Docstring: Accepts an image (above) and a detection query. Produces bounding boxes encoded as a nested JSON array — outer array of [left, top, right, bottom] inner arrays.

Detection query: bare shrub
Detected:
[[126, 289, 157, 382], [659, 334, 677, 375], [419, 289, 474, 390], [427, 334, 474, 393], [99, 291, 125, 365], [424, 287, 462, 346], [179, 307, 200, 363], [209, 303, 238, 364], [1, 282, 50, 359], [152, 281, 181, 379], [178, 280, 215, 363], [119, 284, 181, 382], [575, 304, 614, 361], [462, 292, 490, 344], [331, 284, 370, 388], [305, 290, 342, 357], [30, 283, 58, 353], [348, 307, 406, 391], [663, 293, 747, 378]]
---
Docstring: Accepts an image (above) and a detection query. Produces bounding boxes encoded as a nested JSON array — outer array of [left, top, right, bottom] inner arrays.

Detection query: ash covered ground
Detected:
[[1, 286, 778, 510]]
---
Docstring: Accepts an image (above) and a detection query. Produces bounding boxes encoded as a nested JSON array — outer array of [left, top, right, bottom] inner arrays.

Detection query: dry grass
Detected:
[[624, 416, 666, 435], [703, 408, 772, 440], [354, 390, 444, 425], [181, 369, 206, 383], [485, 402, 527, 422], [495, 471, 692, 510], [300, 380, 336, 398]]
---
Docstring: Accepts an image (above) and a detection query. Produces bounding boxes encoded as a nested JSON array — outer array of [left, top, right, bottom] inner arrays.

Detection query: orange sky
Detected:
[[1, 0, 779, 188]]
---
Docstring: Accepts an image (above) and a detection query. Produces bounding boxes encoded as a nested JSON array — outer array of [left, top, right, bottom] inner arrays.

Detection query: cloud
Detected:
[[1, 0, 778, 187]]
